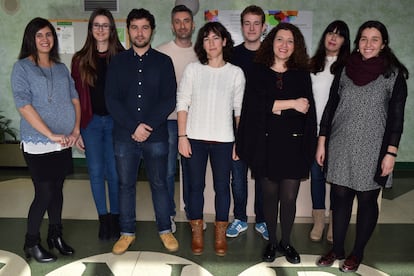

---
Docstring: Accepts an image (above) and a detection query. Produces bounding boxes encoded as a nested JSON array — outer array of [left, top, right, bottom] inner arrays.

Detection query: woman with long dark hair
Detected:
[[11, 17, 80, 263], [309, 20, 350, 243], [316, 20, 408, 272], [71, 8, 125, 240]]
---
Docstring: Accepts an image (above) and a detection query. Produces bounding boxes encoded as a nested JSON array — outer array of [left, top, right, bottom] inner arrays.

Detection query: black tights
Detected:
[[27, 178, 65, 235], [261, 177, 300, 246], [331, 184, 381, 260]]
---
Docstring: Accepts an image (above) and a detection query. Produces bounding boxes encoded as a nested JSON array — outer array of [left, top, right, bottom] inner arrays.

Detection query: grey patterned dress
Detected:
[[326, 72, 397, 191]]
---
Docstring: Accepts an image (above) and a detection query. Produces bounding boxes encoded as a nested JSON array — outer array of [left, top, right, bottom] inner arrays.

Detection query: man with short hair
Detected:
[[105, 8, 178, 255], [157, 4, 198, 231], [227, 5, 269, 240]]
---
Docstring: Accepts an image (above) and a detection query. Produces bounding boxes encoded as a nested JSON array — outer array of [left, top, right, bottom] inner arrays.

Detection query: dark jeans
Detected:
[[231, 159, 265, 223], [81, 114, 119, 215], [114, 140, 171, 234], [310, 160, 333, 210], [186, 139, 232, 222], [166, 120, 178, 217], [181, 155, 190, 218]]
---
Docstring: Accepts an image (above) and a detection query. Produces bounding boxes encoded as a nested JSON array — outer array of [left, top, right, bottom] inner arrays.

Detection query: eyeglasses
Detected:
[[276, 73, 283, 90], [92, 23, 110, 30]]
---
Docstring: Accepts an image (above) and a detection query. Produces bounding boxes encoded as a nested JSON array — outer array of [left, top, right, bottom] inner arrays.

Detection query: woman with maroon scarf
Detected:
[[315, 21, 408, 273]]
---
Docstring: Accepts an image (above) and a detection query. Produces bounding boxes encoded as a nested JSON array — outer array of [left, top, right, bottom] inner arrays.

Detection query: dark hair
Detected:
[[353, 20, 408, 79], [72, 8, 125, 86], [127, 8, 156, 30], [310, 20, 350, 74], [240, 5, 265, 25], [255, 23, 309, 70], [194, 22, 234, 64], [18, 17, 60, 65], [171, 4, 193, 21]]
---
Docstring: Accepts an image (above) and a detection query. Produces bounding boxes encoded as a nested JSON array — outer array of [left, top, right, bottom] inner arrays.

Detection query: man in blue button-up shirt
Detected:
[[105, 8, 178, 255]]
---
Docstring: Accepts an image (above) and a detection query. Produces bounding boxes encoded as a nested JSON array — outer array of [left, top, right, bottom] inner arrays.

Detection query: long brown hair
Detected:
[[72, 8, 124, 86]]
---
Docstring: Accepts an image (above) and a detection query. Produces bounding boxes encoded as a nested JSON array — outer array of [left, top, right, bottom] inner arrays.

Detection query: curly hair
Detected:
[[310, 20, 350, 74], [194, 22, 234, 64], [255, 23, 309, 70]]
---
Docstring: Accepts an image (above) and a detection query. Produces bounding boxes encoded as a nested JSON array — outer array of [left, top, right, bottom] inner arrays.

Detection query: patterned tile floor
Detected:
[[0, 167, 413, 275]]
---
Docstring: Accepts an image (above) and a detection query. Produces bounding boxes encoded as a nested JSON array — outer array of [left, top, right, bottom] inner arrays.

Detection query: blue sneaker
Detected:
[[255, 222, 269, 240], [226, 219, 248, 237]]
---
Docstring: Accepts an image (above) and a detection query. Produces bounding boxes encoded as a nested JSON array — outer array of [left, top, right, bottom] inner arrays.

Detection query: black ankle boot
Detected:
[[98, 214, 111, 240], [24, 233, 56, 263], [109, 213, 120, 240], [47, 224, 74, 255]]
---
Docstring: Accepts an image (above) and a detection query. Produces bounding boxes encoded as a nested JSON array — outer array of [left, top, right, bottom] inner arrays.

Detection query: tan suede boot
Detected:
[[214, 221, 228, 256], [327, 211, 333, 243], [310, 210, 325, 242], [189, 219, 204, 255]]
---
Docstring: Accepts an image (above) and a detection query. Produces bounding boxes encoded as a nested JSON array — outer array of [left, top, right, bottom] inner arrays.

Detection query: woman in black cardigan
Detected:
[[237, 23, 316, 264]]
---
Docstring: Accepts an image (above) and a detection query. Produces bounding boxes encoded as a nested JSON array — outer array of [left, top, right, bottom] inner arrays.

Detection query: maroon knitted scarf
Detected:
[[345, 52, 385, 86]]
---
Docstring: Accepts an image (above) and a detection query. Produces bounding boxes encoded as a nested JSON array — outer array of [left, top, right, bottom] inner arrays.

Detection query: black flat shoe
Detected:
[[262, 243, 277, 262], [47, 236, 75, 255], [24, 244, 57, 263], [278, 242, 300, 264]]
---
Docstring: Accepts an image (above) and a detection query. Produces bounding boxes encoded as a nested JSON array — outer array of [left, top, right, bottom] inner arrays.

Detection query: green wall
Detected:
[[1, 0, 413, 161]]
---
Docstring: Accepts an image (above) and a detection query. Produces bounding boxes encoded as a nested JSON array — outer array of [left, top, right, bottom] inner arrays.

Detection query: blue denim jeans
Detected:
[[81, 114, 119, 215], [231, 159, 265, 223], [114, 140, 171, 234], [166, 120, 178, 217], [230, 159, 248, 221], [310, 160, 332, 209], [186, 139, 232, 222], [181, 155, 190, 218]]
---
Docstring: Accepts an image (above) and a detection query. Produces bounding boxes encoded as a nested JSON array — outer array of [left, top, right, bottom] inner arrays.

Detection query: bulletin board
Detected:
[[49, 19, 128, 70]]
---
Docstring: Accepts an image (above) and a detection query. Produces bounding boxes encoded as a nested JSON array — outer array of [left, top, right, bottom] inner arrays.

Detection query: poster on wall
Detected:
[[205, 10, 313, 52], [55, 22, 75, 54]]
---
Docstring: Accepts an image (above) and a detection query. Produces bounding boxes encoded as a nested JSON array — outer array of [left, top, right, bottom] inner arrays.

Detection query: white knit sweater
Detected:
[[177, 61, 245, 142]]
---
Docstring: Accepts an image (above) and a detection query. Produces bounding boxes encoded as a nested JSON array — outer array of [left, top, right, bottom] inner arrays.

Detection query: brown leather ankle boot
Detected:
[[189, 219, 204, 255], [214, 221, 228, 256]]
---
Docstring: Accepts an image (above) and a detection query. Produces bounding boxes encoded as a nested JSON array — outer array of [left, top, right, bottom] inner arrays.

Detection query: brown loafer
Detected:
[[340, 255, 361, 272], [317, 250, 345, 267]]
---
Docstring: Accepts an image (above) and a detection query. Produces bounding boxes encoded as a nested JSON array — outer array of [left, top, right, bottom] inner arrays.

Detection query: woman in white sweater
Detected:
[[177, 22, 245, 257]]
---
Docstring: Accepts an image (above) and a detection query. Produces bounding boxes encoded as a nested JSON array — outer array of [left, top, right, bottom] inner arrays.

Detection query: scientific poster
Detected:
[[55, 22, 75, 54]]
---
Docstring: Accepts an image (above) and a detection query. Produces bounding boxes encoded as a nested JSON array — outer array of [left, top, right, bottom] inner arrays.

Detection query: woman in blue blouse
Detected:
[[11, 18, 81, 263]]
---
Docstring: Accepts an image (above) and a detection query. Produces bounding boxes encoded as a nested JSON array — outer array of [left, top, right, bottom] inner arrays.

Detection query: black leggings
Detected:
[[261, 177, 300, 246], [331, 184, 381, 260], [27, 178, 65, 235]]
